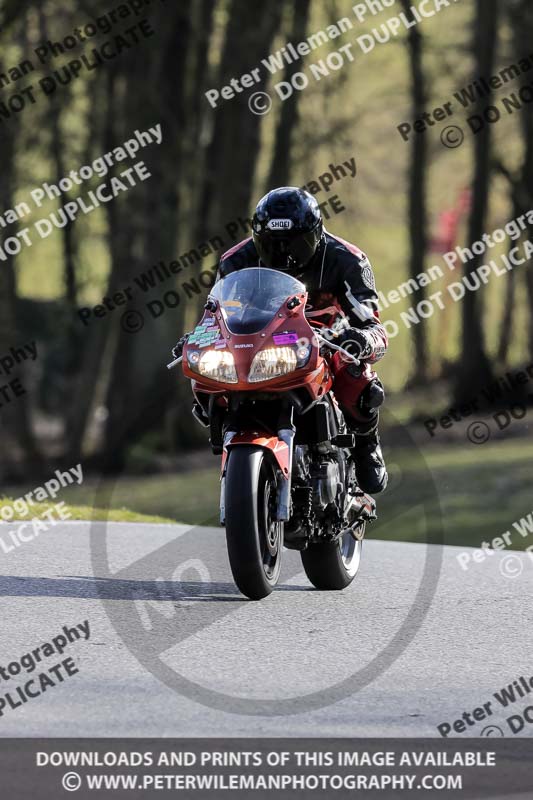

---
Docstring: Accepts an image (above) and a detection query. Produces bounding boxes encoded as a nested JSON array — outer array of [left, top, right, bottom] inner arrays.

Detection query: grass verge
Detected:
[[0, 499, 174, 525], [3, 435, 531, 550]]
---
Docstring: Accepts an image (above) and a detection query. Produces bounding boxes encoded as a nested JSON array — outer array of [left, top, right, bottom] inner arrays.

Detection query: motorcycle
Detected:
[[168, 267, 376, 600]]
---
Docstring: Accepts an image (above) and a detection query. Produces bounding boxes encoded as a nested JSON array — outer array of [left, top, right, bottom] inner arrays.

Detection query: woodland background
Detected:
[[0, 0, 531, 546]]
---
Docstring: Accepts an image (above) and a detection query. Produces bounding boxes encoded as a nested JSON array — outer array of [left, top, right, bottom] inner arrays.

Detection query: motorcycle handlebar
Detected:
[[314, 332, 360, 366], [167, 356, 183, 370]]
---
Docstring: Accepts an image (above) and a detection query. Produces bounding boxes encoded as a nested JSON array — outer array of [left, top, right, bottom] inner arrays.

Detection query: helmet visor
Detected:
[[254, 229, 320, 271]]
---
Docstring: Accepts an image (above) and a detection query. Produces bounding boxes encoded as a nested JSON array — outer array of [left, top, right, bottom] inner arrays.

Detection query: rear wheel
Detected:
[[301, 523, 364, 590], [225, 446, 283, 600]]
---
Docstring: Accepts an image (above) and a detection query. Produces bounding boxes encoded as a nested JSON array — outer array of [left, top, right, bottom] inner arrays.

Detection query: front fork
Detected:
[[219, 408, 296, 525], [275, 426, 295, 521]]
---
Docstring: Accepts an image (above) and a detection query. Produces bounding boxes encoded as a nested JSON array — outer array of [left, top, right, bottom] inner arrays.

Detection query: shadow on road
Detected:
[[0, 575, 310, 601]]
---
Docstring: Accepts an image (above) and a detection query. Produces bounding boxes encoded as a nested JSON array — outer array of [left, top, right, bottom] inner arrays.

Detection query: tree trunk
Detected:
[[38, 12, 77, 310], [267, 0, 311, 189], [0, 56, 40, 476], [100, 4, 198, 470], [400, 0, 429, 385], [65, 70, 119, 463], [510, 1, 533, 360], [454, 0, 498, 403], [496, 196, 521, 365], [197, 0, 284, 244], [495, 1, 533, 363]]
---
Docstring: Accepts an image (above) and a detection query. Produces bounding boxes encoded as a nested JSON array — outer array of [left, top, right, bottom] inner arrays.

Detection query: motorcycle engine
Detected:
[[312, 460, 342, 509]]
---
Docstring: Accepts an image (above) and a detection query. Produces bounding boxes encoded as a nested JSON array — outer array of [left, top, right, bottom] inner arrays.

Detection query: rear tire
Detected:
[[225, 446, 283, 600], [301, 524, 364, 590]]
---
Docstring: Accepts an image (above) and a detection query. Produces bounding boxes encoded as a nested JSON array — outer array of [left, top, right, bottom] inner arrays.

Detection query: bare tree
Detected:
[[0, 56, 41, 475], [506, 1, 533, 361], [455, 0, 499, 403], [267, 0, 312, 189], [196, 1, 285, 242], [400, 0, 429, 384]]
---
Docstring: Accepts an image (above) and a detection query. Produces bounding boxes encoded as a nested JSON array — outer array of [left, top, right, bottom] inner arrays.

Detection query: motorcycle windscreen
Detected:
[[210, 267, 305, 334]]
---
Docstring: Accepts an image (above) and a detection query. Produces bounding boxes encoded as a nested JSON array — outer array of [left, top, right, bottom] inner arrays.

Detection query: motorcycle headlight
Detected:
[[248, 347, 298, 383], [295, 342, 312, 368], [197, 350, 238, 383]]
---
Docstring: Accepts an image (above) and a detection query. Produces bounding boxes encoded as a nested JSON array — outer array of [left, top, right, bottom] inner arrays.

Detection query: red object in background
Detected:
[[430, 188, 471, 254]]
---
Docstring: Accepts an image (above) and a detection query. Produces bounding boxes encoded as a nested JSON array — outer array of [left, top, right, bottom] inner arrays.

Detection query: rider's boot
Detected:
[[349, 415, 388, 495]]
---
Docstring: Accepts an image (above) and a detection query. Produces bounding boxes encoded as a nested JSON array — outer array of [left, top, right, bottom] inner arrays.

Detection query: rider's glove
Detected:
[[172, 333, 190, 360], [335, 327, 373, 361]]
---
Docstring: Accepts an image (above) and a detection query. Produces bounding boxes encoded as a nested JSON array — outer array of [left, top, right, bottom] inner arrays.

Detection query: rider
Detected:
[[174, 187, 388, 494]]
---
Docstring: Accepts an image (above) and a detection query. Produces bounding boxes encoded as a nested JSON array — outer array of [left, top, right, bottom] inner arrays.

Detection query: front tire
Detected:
[[225, 446, 283, 600], [301, 524, 364, 590]]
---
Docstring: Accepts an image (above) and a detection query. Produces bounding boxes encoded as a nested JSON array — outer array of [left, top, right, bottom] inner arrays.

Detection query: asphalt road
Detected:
[[0, 521, 531, 738]]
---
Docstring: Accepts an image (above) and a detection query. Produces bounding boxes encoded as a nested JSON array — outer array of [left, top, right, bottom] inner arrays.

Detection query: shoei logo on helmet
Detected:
[[267, 219, 293, 230]]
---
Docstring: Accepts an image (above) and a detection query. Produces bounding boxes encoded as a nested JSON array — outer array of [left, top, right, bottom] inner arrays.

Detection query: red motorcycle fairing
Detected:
[[181, 286, 333, 405]]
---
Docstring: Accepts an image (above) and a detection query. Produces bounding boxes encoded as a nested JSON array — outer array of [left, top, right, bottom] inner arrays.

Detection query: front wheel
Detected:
[[301, 524, 364, 590], [225, 446, 283, 600]]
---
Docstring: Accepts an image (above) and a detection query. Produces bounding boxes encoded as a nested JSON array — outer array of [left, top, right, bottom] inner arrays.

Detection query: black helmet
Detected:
[[252, 187, 323, 276]]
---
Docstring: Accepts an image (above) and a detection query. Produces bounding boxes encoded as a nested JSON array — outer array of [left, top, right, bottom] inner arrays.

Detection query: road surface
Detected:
[[0, 522, 531, 738]]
